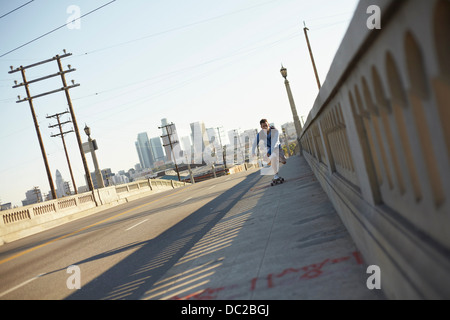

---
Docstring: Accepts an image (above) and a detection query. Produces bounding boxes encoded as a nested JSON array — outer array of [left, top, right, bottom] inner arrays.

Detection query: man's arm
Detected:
[[271, 129, 281, 150]]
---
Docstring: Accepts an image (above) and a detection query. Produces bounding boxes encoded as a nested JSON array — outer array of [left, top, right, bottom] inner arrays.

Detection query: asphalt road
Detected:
[[0, 169, 258, 300], [0, 156, 384, 301]]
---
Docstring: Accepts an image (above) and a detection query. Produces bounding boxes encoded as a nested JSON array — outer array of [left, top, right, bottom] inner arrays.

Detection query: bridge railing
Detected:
[[300, 0, 450, 299], [0, 178, 188, 244]]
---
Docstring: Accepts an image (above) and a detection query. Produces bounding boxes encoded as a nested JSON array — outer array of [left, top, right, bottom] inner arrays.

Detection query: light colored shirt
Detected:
[[252, 126, 281, 156]]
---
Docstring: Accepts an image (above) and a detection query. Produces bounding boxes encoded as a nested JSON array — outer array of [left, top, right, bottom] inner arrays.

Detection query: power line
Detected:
[[73, 29, 300, 105], [0, 0, 35, 20], [76, 0, 279, 56], [71, 30, 300, 128], [304, 10, 354, 23], [310, 19, 352, 31], [0, 0, 117, 58]]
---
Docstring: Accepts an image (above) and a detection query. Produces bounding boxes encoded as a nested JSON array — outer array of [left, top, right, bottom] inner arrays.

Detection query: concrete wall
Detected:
[[300, 0, 450, 299], [0, 179, 188, 244]]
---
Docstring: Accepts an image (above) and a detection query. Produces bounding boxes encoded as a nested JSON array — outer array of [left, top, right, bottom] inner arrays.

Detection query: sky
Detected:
[[0, 0, 359, 207]]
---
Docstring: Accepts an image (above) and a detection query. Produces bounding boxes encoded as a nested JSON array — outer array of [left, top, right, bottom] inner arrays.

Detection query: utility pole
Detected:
[[56, 53, 94, 193], [9, 50, 95, 197], [10, 62, 63, 199], [215, 126, 226, 168], [185, 153, 195, 184], [47, 110, 77, 194], [303, 22, 321, 90], [159, 122, 181, 181]]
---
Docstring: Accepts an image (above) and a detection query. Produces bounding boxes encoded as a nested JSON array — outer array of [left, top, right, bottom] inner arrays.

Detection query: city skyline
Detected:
[[5, 116, 297, 208], [0, 0, 359, 207]]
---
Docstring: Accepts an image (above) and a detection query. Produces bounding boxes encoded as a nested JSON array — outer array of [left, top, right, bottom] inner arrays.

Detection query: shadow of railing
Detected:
[[64, 171, 263, 300], [60, 155, 381, 300]]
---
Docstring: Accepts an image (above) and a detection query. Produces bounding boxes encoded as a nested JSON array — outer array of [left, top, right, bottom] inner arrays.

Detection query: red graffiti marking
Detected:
[[331, 256, 351, 264], [275, 267, 302, 280], [170, 251, 364, 300], [300, 258, 330, 279], [352, 251, 364, 265]]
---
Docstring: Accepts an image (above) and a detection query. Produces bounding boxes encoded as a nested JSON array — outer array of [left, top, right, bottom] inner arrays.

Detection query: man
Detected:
[[252, 118, 287, 180]]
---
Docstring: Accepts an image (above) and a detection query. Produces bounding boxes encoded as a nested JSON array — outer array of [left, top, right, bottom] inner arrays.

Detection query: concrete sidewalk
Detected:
[[140, 154, 385, 300]]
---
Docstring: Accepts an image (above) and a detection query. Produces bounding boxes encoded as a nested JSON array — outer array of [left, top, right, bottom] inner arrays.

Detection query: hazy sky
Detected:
[[0, 0, 359, 206]]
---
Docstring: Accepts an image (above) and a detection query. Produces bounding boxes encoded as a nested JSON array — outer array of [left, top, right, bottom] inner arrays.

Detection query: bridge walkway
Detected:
[[135, 154, 386, 300]]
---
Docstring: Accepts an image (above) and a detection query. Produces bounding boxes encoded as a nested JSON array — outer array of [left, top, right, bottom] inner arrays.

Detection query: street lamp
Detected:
[[280, 65, 303, 155], [84, 124, 90, 137], [280, 65, 288, 79], [84, 124, 105, 188]]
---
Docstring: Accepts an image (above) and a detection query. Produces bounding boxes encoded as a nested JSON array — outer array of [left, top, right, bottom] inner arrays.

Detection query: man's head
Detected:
[[260, 119, 270, 132]]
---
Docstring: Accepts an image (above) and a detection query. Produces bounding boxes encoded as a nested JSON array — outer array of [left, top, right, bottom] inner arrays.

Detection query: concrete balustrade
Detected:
[[300, 0, 450, 299], [0, 162, 258, 246], [0, 178, 188, 244]]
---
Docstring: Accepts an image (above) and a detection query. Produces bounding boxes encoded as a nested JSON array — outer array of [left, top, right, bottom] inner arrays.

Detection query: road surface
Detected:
[[0, 156, 384, 300]]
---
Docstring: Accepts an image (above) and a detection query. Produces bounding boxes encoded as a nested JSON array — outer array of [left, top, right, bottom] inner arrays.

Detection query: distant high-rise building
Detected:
[[0, 203, 12, 211], [206, 128, 216, 145], [77, 185, 89, 193], [281, 122, 297, 139], [101, 168, 113, 187], [227, 130, 233, 147], [243, 129, 257, 146], [150, 137, 165, 163], [135, 132, 154, 169], [172, 135, 192, 164], [88, 172, 99, 189], [228, 129, 247, 164], [243, 129, 258, 161], [111, 173, 129, 185], [22, 187, 43, 206], [55, 170, 64, 198], [63, 181, 71, 196], [180, 136, 192, 153], [204, 127, 225, 164], [190, 121, 208, 164]]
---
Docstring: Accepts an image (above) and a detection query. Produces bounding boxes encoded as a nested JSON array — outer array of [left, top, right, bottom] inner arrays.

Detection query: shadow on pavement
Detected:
[[65, 169, 263, 300]]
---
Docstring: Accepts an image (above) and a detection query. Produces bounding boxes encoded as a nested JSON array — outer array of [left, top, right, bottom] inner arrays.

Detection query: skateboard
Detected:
[[270, 177, 285, 186]]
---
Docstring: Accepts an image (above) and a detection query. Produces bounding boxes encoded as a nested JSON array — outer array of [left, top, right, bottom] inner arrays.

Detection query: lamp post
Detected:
[[303, 23, 321, 90], [84, 124, 105, 188], [280, 65, 302, 155]]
